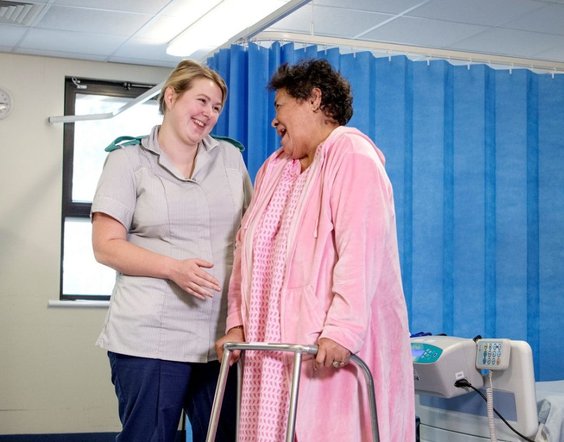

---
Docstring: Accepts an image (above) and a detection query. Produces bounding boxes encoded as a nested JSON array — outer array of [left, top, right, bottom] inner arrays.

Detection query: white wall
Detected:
[[0, 53, 171, 435]]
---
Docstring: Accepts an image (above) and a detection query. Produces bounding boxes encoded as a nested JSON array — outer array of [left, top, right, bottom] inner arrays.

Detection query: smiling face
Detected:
[[164, 77, 223, 147], [272, 88, 318, 164]]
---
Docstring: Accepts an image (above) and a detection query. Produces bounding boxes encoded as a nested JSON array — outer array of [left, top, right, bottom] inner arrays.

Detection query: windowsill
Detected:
[[48, 299, 109, 308]]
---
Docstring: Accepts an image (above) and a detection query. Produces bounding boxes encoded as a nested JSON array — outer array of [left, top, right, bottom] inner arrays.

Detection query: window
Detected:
[[61, 77, 163, 300]]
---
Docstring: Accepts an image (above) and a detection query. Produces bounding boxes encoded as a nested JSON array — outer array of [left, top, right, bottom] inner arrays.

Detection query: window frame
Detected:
[[60, 77, 157, 301]]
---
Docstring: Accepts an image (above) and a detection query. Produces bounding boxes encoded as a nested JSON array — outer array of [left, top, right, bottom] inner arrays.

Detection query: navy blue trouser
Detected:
[[108, 352, 237, 442]]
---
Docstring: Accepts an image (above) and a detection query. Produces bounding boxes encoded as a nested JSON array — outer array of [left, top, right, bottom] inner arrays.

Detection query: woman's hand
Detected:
[[170, 258, 221, 299], [314, 337, 351, 370], [215, 326, 245, 366]]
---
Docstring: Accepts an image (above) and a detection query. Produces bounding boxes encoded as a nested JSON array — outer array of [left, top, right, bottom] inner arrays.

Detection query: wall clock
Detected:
[[0, 87, 13, 119]]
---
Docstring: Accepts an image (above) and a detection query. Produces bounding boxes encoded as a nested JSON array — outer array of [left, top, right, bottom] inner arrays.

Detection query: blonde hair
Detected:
[[158, 60, 227, 114]]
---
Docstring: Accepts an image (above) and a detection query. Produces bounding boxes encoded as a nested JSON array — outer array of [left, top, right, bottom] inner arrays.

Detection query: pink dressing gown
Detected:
[[227, 127, 415, 441]]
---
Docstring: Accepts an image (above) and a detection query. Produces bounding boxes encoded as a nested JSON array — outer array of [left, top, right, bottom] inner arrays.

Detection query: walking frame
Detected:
[[206, 342, 380, 442]]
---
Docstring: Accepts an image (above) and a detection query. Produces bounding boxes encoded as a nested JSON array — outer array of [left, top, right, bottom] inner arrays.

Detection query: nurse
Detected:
[[92, 60, 252, 442]]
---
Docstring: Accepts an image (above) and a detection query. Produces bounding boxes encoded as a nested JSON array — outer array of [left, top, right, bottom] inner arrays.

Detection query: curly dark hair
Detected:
[[267, 59, 353, 126]]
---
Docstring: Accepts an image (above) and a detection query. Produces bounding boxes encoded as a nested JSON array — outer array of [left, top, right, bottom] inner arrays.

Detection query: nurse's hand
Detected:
[[215, 326, 245, 366], [170, 258, 221, 299], [314, 337, 351, 371]]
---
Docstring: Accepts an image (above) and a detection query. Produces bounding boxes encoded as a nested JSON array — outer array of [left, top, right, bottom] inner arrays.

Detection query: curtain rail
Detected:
[[250, 31, 564, 75]]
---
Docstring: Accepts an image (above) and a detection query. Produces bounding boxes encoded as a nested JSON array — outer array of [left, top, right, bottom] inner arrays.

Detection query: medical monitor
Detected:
[[414, 339, 538, 441]]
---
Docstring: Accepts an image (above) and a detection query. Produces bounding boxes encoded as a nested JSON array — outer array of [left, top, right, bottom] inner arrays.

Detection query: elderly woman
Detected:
[[216, 58, 414, 441]]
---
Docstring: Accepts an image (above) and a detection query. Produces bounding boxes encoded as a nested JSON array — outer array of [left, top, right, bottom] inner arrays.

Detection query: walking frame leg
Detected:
[[286, 351, 303, 442], [206, 349, 232, 442]]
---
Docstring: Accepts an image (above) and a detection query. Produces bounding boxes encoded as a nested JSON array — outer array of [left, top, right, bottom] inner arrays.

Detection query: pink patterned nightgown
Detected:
[[239, 159, 310, 442]]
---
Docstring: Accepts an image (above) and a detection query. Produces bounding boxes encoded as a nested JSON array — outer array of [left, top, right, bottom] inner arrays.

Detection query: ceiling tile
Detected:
[[504, 3, 564, 35], [361, 16, 488, 49], [160, 0, 218, 20], [0, 24, 27, 48], [49, 0, 171, 14], [138, 14, 195, 44], [114, 38, 176, 61], [535, 40, 564, 61], [409, 0, 543, 26], [314, 0, 429, 14], [271, 5, 395, 39], [450, 28, 561, 59], [18, 28, 125, 55], [36, 5, 151, 35]]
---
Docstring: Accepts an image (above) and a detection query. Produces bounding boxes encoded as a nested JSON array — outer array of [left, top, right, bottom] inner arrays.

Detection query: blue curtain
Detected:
[[209, 42, 564, 381]]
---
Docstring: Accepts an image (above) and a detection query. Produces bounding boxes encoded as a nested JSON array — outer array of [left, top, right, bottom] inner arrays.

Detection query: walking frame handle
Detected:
[[206, 342, 379, 442]]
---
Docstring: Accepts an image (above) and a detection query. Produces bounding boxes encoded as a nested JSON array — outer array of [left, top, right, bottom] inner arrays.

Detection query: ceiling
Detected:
[[1, 0, 564, 73]]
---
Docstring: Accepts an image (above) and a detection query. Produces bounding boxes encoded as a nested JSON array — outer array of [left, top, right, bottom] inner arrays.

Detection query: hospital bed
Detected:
[[412, 335, 564, 441], [535, 381, 564, 442]]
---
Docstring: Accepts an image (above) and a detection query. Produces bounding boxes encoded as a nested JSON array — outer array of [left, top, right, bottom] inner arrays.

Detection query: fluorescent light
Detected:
[[166, 0, 290, 57]]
